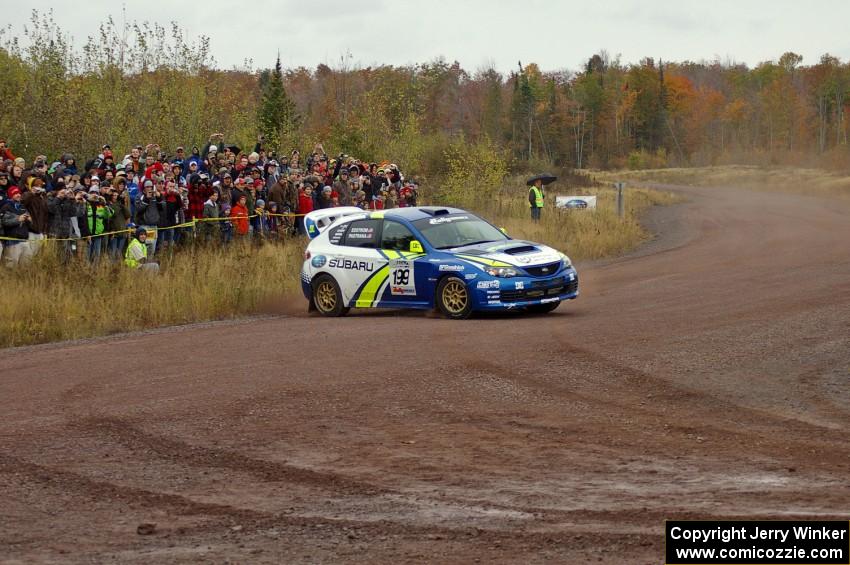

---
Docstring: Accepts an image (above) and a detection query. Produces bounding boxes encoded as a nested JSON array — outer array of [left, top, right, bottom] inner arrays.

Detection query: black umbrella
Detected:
[[225, 144, 241, 155], [526, 173, 557, 186]]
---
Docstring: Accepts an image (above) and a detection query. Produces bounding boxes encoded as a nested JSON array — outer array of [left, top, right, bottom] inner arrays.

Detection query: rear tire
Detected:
[[527, 301, 560, 314], [312, 274, 349, 317], [436, 276, 473, 320]]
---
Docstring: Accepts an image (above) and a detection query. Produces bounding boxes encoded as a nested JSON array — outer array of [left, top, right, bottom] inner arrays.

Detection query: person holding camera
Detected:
[[134, 179, 164, 255], [47, 186, 86, 263], [83, 185, 114, 263], [0, 186, 32, 266]]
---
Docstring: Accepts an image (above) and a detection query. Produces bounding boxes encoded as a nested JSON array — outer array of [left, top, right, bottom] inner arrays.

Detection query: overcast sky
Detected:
[[6, 0, 850, 74]]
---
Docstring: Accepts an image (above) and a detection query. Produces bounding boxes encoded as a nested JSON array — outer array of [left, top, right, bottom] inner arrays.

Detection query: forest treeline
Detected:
[[3, 11, 850, 182]]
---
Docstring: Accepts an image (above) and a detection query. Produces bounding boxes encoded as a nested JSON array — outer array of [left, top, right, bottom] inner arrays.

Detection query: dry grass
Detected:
[[592, 165, 850, 198], [2, 181, 678, 348], [478, 178, 681, 261], [0, 240, 304, 348]]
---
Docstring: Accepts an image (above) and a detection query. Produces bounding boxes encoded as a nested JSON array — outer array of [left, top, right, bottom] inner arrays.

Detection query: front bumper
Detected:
[[471, 268, 579, 310]]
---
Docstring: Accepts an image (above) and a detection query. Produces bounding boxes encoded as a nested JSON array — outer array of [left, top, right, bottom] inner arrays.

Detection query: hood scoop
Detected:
[[502, 245, 539, 255]]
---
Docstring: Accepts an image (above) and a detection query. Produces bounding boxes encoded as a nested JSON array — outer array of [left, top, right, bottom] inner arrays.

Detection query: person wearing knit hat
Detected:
[[124, 227, 159, 273], [0, 185, 32, 266]]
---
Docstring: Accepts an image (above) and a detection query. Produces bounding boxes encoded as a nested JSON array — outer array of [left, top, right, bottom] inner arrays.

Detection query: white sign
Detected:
[[555, 195, 597, 210], [389, 259, 416, 296]]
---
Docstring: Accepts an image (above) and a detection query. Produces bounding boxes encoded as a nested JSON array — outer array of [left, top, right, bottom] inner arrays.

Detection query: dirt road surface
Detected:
[[2, 184, 849, 564]]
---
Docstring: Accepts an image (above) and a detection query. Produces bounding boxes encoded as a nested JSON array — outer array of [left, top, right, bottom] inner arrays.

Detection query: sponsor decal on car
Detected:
[[476, 280, 500, 289], [311, 254, 327, 268], [329, 258, 374, 271], [569, 273, 576, 281], [514, 281, 524, 290], [391, 286, 416, 295], [439, 264, 464, 272], [428, 215, 469, 225], [540, 297, 560, 304], [464, 273, 477, 280], [487, 300, 501, 305]]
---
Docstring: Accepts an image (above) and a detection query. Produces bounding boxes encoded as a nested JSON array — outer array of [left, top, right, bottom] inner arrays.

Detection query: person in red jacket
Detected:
[[298, 185, 314, 215], [186, 174, 213, 221], [229, 194, 250, 237], [0, 139, 15, 161], [297, 185, 314, 236], [143, 154, 164, 181]]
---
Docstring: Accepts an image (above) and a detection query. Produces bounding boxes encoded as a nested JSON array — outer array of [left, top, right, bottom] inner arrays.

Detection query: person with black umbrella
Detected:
[[527, 173, 556, 222]]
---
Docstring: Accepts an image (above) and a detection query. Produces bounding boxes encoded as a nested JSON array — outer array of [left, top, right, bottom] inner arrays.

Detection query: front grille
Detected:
[[499, 278, 578, 303], [524, 262, 562, 277]]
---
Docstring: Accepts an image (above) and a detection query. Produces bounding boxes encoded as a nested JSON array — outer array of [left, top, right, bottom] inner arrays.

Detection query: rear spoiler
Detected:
[[303, 207, 366, 239]]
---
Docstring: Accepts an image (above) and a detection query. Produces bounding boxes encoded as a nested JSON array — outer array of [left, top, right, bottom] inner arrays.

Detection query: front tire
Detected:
[[436, 276, 472, 320], [527, 301, 560, 314], [312, 274, 349, 317]]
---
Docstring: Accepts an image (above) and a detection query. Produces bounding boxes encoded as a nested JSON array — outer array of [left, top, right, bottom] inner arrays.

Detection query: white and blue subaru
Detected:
[[301, 206, 579, 319]]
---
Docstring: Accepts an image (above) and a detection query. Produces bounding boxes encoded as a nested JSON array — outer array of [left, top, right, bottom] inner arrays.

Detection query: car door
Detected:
[[379, 219, 428, 306], [331, 218, 388, 307]]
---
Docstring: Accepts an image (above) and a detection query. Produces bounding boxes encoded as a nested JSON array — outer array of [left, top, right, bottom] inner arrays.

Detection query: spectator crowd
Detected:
[[0, 135, 419, 266]]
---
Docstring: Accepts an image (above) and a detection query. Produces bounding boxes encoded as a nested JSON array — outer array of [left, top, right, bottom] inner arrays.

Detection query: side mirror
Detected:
[[409, 240, 424, 253]]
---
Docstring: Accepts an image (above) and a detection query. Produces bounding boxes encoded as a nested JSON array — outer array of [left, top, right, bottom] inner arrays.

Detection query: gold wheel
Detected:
[[315, 280, 337, 313], [441, 279, 468, 314]]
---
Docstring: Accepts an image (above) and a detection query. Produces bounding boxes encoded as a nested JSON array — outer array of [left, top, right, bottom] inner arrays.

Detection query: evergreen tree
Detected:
[[257, 54, 298, 150]]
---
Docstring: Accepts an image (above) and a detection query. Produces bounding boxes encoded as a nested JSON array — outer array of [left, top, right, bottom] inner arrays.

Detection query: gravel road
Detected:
[[1, 183, 848, 564]]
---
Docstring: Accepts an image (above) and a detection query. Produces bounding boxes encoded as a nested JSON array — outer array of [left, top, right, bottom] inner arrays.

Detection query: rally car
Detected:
[[301, 206, 579, 319]]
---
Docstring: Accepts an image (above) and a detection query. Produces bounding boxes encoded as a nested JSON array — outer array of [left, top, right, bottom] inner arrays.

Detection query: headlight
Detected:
[[559, 253, 572, 269], [485, 266, 519, 278]]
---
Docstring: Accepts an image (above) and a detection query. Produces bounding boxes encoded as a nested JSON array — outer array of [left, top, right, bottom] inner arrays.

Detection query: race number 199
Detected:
[[390, 259, 415, 296]]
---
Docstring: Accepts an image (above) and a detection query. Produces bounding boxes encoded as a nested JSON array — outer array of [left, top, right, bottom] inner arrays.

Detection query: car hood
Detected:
[[448, 240, 563, 268]]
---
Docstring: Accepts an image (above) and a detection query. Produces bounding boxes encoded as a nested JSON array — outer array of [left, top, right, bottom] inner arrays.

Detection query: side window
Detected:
[[343, 219, 380, 248], [328, 223, 349, 245], [381, 220, 416, 251]]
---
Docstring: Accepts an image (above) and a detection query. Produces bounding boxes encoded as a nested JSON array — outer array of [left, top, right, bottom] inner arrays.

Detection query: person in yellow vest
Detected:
[[124, 227, 160, 273], [528, 178, 544, 221]]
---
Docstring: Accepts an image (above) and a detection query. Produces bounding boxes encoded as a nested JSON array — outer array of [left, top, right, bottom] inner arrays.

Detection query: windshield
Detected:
[[412, 214, 508, 250]]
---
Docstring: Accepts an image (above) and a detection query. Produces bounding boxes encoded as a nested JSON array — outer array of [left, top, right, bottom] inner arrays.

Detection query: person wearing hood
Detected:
[[186, 173, 213, 221], [54, 153, 78, 182], [134, 179, 164, 255]]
